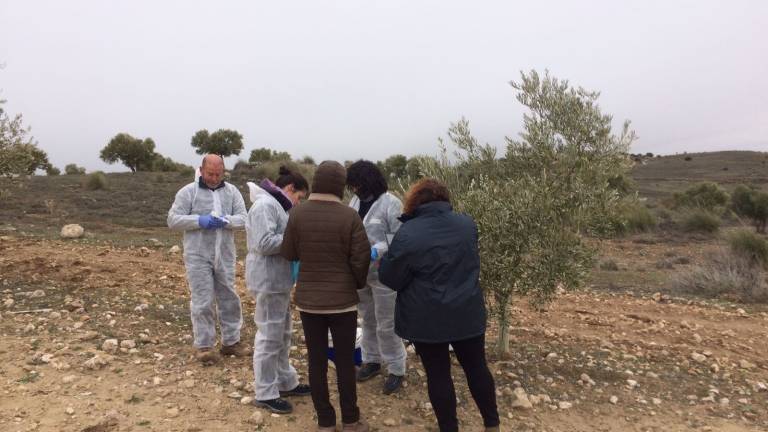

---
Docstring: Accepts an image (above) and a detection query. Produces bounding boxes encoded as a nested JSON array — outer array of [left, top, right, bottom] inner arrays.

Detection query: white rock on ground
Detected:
[[249, 411, 264, 425], [61, 224, 85, 239], [580, 373, 596, 386], [84, 354, 112, 370], [101, 339, 119, 353], [739, 359, 755, 370], [691, 352, 707, 363], [510, 387, 533, 410]]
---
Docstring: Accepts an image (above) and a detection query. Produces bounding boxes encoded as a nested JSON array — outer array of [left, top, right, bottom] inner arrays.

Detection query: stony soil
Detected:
[[1, 234, 767, 432]]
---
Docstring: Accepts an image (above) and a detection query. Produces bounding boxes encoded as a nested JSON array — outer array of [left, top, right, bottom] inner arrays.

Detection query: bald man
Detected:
[[168, 154, 249, 364]]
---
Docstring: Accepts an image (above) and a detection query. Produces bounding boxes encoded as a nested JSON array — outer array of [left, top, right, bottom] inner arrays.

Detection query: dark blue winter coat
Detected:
[[378, 201, 487, 343]]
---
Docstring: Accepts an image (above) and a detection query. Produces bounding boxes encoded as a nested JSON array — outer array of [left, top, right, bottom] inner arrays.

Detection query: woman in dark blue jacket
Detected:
[[379, 179, 499, 432]]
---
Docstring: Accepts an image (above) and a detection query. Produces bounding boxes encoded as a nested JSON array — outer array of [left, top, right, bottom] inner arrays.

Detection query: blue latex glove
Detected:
[[198, 214, 226, 229], [370, 247, 379, 261], [291, 261, 300, 284]]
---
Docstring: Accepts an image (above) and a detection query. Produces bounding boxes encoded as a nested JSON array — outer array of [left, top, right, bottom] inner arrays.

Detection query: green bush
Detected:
[[46, 166, 61, 176], [673, 182, 728, 211], [65, 163, 86, 175], [607, 173, 635, 196], [178, 165, 195, 177], [680, 210, 721, 233], [83, 171, 108, 190], [621, 202, 657, 233], [151, 155, 193, 173], [230, 160, 315, 186], [728, 229, 768, 269], [731, 184, 768, 233]]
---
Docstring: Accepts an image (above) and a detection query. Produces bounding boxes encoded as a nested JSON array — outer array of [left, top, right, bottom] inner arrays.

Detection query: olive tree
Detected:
[[191, 129, 244, 157], [418, 70, 634, 354], [0, 99, 50, 177], [100, 133, 157, 172]]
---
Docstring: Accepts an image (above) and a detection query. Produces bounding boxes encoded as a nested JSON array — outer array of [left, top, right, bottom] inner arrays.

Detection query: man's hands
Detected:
[[198, 214, 228, 229]]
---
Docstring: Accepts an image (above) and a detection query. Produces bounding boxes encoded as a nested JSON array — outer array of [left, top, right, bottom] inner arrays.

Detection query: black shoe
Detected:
[[356, 363, 382, 382], [253, 397, 293, 414], [280, 384, 311, 397], [383, 374, 403, 395]]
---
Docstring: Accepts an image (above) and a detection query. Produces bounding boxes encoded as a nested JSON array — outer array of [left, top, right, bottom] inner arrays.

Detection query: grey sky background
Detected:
[[1, 0, 766, 172]]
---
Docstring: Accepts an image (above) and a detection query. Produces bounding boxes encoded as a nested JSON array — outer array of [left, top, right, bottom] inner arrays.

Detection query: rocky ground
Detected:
[[1, 233, 767, 432]]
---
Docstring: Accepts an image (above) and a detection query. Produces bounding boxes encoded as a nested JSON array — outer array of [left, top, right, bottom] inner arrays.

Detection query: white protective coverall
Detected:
[[349, 192, 407, 376], [245, 182, 299, 400], [167, 180, 247, 349]]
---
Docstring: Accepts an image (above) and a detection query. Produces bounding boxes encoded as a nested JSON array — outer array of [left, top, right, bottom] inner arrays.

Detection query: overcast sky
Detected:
[[1, 0, 766, 172]]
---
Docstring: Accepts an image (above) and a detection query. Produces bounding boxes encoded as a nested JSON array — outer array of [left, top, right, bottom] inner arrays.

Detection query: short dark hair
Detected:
[[403, 178, 451, 215], [275, 166, 309, 192], [346, 160, 387, 198]]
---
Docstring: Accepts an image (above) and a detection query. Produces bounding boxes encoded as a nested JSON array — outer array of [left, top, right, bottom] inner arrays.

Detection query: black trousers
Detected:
[[413, 335, 500, 432], [300, 311, 360, 427]]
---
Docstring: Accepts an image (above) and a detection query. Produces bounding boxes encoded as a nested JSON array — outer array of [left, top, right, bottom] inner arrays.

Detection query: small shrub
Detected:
[[622, 202, 657, 233], [731, 184, 768, 233], [65, 163, 86, 175], [178, 165, 195, 177], [608, 173, 636, 196], [46, 166, 61, 176], [684, 156, 692, 161], [655, 259, 674, 269], [673, 182, 729, 211], [673, 256, 691, 265], [728, 229, 768, 269], [680, 210, 721, 233], [672, 249, 768, 303], [83, 171, 108, 190]]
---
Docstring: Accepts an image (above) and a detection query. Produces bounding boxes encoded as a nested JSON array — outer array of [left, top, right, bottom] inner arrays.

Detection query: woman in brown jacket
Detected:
[[280, 160, 371, 432]]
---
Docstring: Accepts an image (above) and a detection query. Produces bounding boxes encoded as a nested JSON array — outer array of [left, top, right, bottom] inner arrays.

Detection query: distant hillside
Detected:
[[631, 151, 768, 200], [632, 151, 768, 182], [2, 151, 767, 236]]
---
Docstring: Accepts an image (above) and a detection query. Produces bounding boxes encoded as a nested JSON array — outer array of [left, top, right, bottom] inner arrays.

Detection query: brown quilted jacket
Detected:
[[280, 194, 370, 311]]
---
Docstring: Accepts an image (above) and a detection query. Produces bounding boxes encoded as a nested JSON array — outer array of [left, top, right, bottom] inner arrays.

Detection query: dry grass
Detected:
[[672, 247, 768, 303]]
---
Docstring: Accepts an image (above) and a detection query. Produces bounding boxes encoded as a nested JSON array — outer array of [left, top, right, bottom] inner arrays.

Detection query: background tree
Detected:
[[65, 163, 86, 175], [248, 147, 292, 164], [0, 99, 50, 177], [190, 129, 244, 157], [100, 133, 157, 172], [46, 165, 61, 176], [378, 154, 408, 180], [416, 70, 633, 354]]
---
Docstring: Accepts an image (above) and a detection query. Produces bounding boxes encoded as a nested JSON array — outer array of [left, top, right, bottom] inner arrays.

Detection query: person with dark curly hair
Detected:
[[379, 178, 499, 432], [345, 160, 407, 395]]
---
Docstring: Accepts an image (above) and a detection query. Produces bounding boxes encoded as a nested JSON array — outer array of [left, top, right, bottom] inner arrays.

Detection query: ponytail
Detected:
[[275, 166, 309, 192]]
